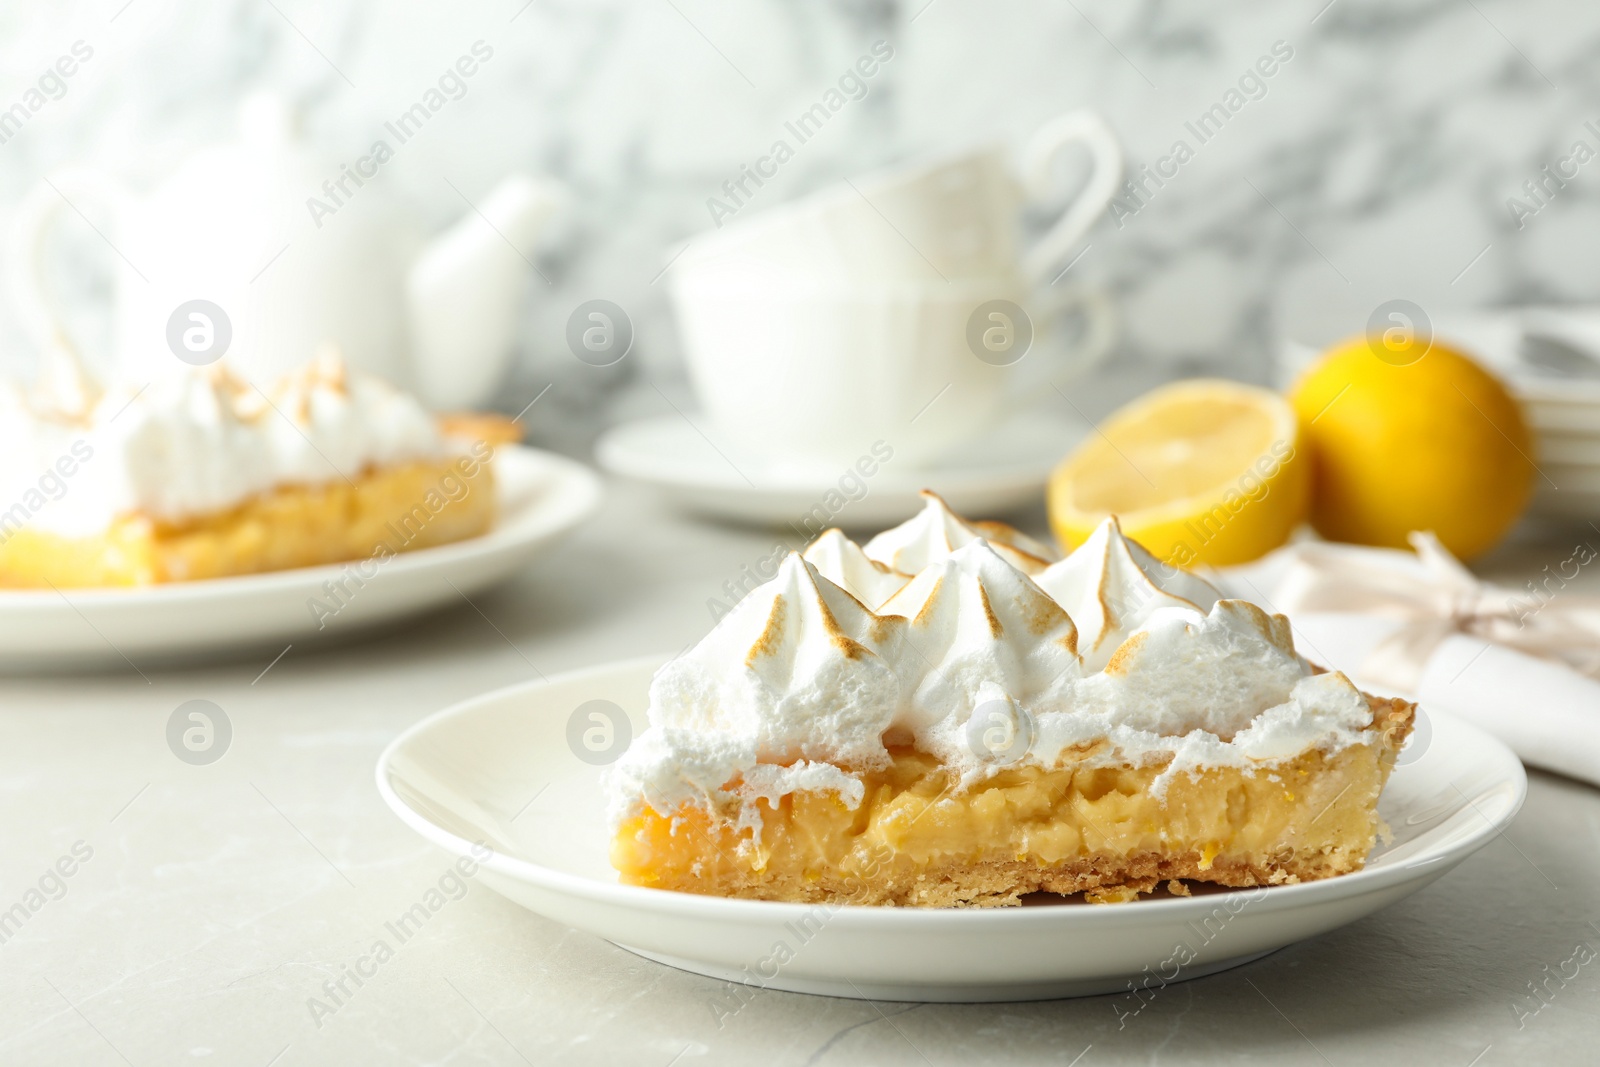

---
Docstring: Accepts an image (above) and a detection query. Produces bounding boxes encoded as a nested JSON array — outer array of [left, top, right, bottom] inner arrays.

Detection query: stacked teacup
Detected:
[[671, 110, 1123, 473]]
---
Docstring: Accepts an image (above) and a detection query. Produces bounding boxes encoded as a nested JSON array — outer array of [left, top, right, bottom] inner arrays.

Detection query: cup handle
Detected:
[[1052, 285, 1116, 379], [1017, 110, 1123, 284], [1016, 284, 1116, 391], [8, 167, 133, 362]]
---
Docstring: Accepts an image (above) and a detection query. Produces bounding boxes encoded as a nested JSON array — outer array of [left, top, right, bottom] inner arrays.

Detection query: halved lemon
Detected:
[[1047, 379, 1310, 567]]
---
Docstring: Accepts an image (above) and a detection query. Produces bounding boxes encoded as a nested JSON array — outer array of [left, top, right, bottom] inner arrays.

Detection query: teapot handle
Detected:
[[8, 167, 135, 363], [406, 173, 564, 410]]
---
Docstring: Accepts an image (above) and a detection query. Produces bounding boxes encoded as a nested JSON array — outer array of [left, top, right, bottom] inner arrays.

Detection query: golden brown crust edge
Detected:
[[672, 849, 1385, 909], [1367, 691, 1418, 766]]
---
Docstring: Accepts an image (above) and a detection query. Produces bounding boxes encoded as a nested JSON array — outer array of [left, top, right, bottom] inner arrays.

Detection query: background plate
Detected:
[[0, 446, 602, 670], [595, 410, 1087, 528]]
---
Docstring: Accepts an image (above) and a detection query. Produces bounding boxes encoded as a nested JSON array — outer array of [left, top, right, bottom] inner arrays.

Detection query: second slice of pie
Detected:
[[0, 352, 499, 587]]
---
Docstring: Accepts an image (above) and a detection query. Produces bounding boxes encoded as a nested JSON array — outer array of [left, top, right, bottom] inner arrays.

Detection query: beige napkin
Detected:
[[1214, 537, 1600, 787]]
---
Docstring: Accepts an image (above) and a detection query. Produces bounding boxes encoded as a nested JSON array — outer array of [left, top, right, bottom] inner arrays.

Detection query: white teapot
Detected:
[[8, 93, 562, 409]]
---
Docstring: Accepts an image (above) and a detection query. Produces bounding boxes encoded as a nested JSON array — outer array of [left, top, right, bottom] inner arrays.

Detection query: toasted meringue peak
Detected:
[[35, 344, 104, 419], [1034, 516, 1222, 671], [802, 529, 910, 610], [878, 540, 1080, 745], [1072, 598, 1311, 738], [970, 519, 1062, 565], [864, 490, 1054, 576], [642, 553, 904, 770]]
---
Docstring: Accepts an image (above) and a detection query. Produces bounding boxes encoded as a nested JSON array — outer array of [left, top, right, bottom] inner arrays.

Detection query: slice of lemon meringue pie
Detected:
[[609, 492, 1414, 907], [0, 352, 496, 587]]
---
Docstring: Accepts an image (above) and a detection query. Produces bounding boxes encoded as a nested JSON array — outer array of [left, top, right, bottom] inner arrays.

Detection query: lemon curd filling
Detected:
[[612, 695, 1411, 907], [0, 455, 494, 587]]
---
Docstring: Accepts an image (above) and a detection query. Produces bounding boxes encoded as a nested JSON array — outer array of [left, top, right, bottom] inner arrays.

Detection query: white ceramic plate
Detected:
[[594, 409, 1087, 528], [1523, 401, 1600, 435], [377, 655, 1527, 1003], [1535, 433, 1600, 466], [1532, 486, 1600, 520], [1536, 463, 1600, 494], [0, 446, 602, 670]]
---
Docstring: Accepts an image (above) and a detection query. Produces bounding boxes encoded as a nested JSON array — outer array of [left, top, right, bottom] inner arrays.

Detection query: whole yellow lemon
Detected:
[[1288, 335, 1535, 559]]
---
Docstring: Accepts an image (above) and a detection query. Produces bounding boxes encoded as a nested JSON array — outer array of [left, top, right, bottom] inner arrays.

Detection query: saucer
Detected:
[[595, 409, 1087, 528], [377, 655, 1525, 1003], [0, 446, 602, 670]]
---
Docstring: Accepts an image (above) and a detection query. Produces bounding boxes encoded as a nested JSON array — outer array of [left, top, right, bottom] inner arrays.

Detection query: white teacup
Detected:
[[688, 110, 1120, 285], [673, 262, 1113, 472], [671, 109, 1123, 470]]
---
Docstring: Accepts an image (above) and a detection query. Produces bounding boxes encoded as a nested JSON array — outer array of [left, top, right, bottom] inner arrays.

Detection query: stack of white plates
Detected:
[[1516, 377, 1600, 518]]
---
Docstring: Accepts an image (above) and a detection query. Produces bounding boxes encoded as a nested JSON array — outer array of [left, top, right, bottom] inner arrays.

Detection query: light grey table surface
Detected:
[[1, 478, 1596, 1067]]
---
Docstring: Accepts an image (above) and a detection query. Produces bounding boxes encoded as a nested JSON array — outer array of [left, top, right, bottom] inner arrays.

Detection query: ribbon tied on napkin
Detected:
[[1271, 532, 1600, 692]]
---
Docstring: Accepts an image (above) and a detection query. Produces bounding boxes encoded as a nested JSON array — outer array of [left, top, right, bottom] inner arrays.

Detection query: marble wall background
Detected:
[[1, 0, 1597, 450]]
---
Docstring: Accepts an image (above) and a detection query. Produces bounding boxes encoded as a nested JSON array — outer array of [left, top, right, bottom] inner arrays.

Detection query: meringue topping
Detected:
[[877, 540, 1080, 761], [970, 519, 1061, 565], [864, 490, 1057, 576], [802, 528, 910, 610], [0, 352, 445, 536], [615, 553, 902, 818], [647, 553, 904, 762], [1033, 516, 1222, 671], [612, 507, 1379, 823]]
